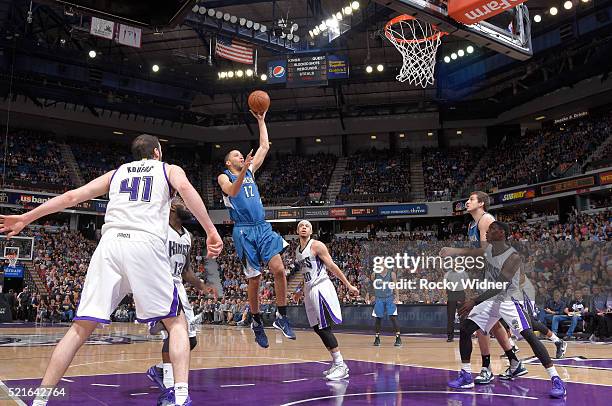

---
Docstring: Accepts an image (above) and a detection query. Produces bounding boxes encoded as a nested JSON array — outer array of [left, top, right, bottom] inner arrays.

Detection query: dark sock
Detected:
[[481, 354, 491, 369], [505, 349, 518, 362], [277, 306, 287, 317], [252, 313, 262, 324]]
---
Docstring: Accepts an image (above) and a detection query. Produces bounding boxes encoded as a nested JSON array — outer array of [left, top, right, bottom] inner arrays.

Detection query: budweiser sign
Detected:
[[448, 0, 528, 24]]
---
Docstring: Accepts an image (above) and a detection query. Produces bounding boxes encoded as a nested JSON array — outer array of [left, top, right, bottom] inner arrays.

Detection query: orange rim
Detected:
[[384, 14, 447, 44]]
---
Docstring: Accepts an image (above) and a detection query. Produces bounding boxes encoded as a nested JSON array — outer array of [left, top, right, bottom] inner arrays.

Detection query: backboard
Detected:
[[374, 0, 532, 60], [0, 236, 35, 261]]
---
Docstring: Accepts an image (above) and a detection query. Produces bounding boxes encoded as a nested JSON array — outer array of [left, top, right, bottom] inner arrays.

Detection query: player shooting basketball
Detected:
[[217, 105, 295, 348]]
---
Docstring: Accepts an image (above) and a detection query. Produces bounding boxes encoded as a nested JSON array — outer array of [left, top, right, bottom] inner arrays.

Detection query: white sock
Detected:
[[461, 363, 472, 373], [163, 363, 174, 389], [549, 333, 561, 343], [546, 366, 559, 379], [508, 338, 516, 348], [32, 400, 48, 406], [331, 351, 344, 366], [174, 382, 189, 405]]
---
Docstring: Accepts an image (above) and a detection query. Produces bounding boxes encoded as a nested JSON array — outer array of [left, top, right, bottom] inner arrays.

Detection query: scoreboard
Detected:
[[286, 54, 328, 88]]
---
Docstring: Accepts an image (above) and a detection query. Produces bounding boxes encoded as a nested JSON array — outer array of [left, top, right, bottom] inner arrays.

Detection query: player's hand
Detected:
[[439, 247, 455, 257], [0, 214, 27, 237], [347, 284, 359, 296], [250, 110, 266, 121], [206, 231, 223, 258], [243, 150, 254, 169], [458, 299, 475, 318]]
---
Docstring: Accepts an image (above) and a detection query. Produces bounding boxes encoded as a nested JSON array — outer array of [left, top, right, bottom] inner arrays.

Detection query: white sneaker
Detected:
[[322, 365, 332, 376], [326, 363, 349, 381]]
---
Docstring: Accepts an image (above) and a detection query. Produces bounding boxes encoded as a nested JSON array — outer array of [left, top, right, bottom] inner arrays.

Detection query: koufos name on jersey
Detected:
[[103, 159, 172, 240], [295, 239, 329, 290], [222, 167, 266, 225], [168, 226, 192, 282]]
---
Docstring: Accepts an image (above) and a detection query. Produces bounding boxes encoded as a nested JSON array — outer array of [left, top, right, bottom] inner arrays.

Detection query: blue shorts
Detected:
[[233, 222, 288, 278], [372, 297, 397, 318]]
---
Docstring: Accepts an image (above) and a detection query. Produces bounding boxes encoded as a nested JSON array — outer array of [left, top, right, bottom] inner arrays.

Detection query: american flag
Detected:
[[215, 36, 254, 64]]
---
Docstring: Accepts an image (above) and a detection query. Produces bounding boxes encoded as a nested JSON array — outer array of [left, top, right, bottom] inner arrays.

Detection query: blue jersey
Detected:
[[468, 212, 494, 247], [374, 271, 394, 299], [222, 168, 266, 225]]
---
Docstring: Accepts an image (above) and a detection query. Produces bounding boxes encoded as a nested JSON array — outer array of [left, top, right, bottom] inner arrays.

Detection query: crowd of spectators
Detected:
[[1, 129, 72, 192], [337, 148, 411, 204], [69, 139, 129, 183], [422, 147, 484, 201]]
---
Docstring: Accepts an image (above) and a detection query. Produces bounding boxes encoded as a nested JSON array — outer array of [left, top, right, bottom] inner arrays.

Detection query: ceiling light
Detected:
[[564, 1, 573, 10], [152, 64, 160, 72], [444, 56, 451, 63], [534, 14, 542, 23], [456, 130, 462, 135], [315, 138, 322, 143], [467, 45, 474, 53], [246, 69, 253, 77], [376, 64, 384, 72], [215, 10, 223, 19], [228, 71, 234, 78], [458, 49, 465, 57], [215, 144, 221, 149], [207, 8, 215, 17], [399, 133, 405, 138], [236, 70, 243, 77], [351, 1, 360, 10], [230, 15, 237, 24], [535, 115, 546, 121], [113, 131, 124, 135], [223, 13, 230, 21], [550, 7, 558, 16], [159, 138, 168, 142], [427, 132, 434, 136], [370, 135, 377, 139], [451, 52, 457, 60], [253, 22, 260, 30], [365, 65, 373, 73], [344, 6, 352, 15], [260, 74, 267, 81], [88, 50, 96, 58]]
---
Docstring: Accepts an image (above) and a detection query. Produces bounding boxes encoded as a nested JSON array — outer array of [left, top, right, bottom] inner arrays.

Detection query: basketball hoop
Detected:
[[384, 15, 447, 88], [6, 253, 17, 268]]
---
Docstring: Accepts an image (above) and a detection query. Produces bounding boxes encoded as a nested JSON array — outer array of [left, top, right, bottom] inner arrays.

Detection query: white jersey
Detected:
[[102, 159, 173, 241], [168, 226, 192, 284], [295, 239, 330, 291], [483, 245, 521, 301]]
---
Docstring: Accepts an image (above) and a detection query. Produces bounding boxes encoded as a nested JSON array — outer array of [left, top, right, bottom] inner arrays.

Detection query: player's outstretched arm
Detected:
[[0, 171, 113, 237], [249, 110, 269, 173], [167, 164, 223, 257], [217, 152, 254, 197], [312, 240, 359, 295]]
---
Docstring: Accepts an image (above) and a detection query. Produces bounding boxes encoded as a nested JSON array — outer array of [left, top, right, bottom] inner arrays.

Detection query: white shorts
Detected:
[[74, 230, 178, 324], [176, 282, 197, 338], [468, 298, 531, 336], [304, 279, 342, 328]]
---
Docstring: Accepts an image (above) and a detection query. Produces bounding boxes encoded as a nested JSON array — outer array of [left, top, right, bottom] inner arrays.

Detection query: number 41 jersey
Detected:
[[103, 159, 172, 241], [295, 239, 330, 291]]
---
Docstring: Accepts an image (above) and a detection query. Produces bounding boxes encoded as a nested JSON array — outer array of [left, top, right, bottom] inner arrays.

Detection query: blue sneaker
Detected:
[[252, 321, 269, 348], [499, 361, 528, 380], [448, 369, 475, 389], [272, 314, 296, 340], [157, 387, 174, 406], [550, 376, 566, 398], [146, 365, 165, 390]]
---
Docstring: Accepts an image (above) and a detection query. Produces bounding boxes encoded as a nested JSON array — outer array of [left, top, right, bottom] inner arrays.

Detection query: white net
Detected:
[[385, 15, 445, 88]]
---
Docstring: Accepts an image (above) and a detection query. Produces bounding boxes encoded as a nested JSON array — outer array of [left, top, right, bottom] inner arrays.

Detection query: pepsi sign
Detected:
[[267, 60, 287, 84]]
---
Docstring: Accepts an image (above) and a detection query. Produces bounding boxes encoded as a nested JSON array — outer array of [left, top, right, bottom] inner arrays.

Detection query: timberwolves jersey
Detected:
[[222, 166, 265, 225], [295, 239, 330, 290], [168, 226, 192, 284], [103, 159, 172, 240], [468, 212, 495, 246], [483, 245, 521, 302], [374, 271, 394, 299]]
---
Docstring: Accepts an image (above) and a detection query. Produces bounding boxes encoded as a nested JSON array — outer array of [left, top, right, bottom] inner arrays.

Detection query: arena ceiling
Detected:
[[0, 0, 611, 129]]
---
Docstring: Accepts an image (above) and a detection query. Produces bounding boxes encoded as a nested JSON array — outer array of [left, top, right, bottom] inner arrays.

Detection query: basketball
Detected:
[[248, 90, 270, 114]]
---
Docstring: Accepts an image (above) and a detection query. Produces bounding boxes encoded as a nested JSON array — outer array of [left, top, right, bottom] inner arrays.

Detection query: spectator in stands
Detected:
[[584, 285, 611, 341], [552, 290, 587, 339], [16, 287, 32, 321], [538, 290, 566, 327]]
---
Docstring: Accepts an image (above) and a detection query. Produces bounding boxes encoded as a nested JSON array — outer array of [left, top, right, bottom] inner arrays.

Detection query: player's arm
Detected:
[[0, 171, 113, 236], [312, 241, 359, 295], [392, 271, 400, 303], [479, 215, 495, 242], [217, 152, 254, 197], [440, 247, 485, 258], [458, 253, 520, 317], [167, 165, 222, 257], [249, 111, 269, 173], [181, 236, 218, 298]]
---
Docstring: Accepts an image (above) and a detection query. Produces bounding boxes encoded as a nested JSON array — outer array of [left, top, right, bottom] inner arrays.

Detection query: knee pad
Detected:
[[189, 336, 198, 351], [314, 326, 339, 349]]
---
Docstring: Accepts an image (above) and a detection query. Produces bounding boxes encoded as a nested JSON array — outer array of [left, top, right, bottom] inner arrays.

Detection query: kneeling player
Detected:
[[295, 220, 359, 380], [147, 197, 217, 391], [447, 222, 566, 398]]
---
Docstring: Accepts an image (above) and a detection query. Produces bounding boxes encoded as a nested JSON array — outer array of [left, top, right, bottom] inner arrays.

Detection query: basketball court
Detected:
[[1, 323, 610, 405]]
